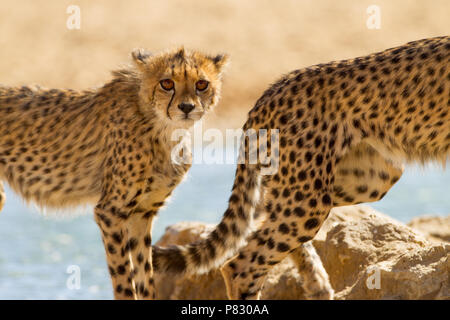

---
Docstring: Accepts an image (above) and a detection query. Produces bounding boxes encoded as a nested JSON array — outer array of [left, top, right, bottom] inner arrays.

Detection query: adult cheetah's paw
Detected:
[[290, 242, 334, 300]]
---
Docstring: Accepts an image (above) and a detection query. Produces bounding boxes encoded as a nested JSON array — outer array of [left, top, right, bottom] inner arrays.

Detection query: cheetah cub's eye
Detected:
[[195, 80, 209, 91], [160, 79, 174, 91]]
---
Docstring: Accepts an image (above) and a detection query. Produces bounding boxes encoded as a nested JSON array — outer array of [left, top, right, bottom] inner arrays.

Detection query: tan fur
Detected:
[[0, 47, 228, 299]]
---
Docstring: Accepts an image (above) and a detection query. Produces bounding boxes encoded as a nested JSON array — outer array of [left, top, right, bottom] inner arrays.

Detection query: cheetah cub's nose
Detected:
[[178, 103, 195, 114]]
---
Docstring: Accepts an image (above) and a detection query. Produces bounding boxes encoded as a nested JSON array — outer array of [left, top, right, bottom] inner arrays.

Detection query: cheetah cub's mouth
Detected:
[[131, 47, 229, 128]]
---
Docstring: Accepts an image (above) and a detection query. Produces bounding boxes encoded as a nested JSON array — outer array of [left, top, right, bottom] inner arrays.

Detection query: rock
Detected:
[[154, 222, 333, 300], [154, 206, 449, 300], [313, 205, 449, 300], [407, 215, 450, 243], [154, 222, 225, 300]]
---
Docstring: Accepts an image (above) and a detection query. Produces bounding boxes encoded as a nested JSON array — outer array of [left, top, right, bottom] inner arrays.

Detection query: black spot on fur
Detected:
[[304, 218, 319, 230], [277, 242, 291, 252]]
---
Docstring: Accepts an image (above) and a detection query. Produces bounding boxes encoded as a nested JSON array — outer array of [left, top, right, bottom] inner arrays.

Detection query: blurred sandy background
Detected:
[[0, 0, 448, 129]]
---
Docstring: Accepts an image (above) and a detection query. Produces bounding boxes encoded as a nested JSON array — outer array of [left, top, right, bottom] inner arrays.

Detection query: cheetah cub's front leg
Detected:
[[95, 181, 159, 300], [94, 139, 190, 300], [95, 211, 157, 300]]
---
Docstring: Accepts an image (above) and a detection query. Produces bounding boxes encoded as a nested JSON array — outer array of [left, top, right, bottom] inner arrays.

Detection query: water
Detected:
[[0, 162, 448, 299]]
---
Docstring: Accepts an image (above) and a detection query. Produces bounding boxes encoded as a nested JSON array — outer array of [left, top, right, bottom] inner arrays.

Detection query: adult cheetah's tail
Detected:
[[153, 164, 261, 275]]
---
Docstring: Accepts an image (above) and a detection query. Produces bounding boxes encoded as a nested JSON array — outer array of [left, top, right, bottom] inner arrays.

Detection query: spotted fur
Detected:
[[0, 47, 228, 299], [153, 36, 449, 299]]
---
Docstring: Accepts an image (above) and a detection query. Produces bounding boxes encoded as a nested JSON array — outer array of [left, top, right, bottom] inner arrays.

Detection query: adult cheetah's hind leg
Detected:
[[332, 142, 404, 207], [289, 242, 334, 300], [95, 199, 157, 300], [286, 143, 403, 300], [288, 143, 402, 300], [222, 242, 336, 300], [221, 176, 335, 299], [221, 143, 338, 299], [0, 182, 5, 213], [286, 143, 402, 300]]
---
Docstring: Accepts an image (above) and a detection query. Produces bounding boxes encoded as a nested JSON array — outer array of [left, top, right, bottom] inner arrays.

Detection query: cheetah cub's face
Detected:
[[132, 47, 229, 127]]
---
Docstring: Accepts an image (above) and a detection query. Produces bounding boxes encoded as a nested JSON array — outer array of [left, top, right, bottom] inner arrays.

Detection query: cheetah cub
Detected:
[[153, 36, 449, 299], [0, 47, 228, 299]]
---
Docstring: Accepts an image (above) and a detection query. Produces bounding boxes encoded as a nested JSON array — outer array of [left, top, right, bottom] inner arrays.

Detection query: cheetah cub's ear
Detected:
[[209, 53, 230, 76], [131, 48, 153, 68]]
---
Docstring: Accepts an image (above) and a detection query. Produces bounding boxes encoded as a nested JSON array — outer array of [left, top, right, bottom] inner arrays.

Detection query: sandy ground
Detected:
[[0, 0, 448, 129]]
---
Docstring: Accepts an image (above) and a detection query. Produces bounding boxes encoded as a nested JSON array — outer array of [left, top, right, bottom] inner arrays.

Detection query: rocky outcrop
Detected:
[[313, 206, 449, 299], [407, 215, 450, 243], [154, 222, 333, 299], [154, 207, 449, 300]]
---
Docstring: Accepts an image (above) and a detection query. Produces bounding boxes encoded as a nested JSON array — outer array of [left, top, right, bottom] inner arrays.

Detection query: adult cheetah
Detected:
[[153, 36, 449, 299], [0, 47, 228, 299]]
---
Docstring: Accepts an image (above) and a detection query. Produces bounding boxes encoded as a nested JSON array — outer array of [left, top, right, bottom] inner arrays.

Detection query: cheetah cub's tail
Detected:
[[153, 165, 262, 275]]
